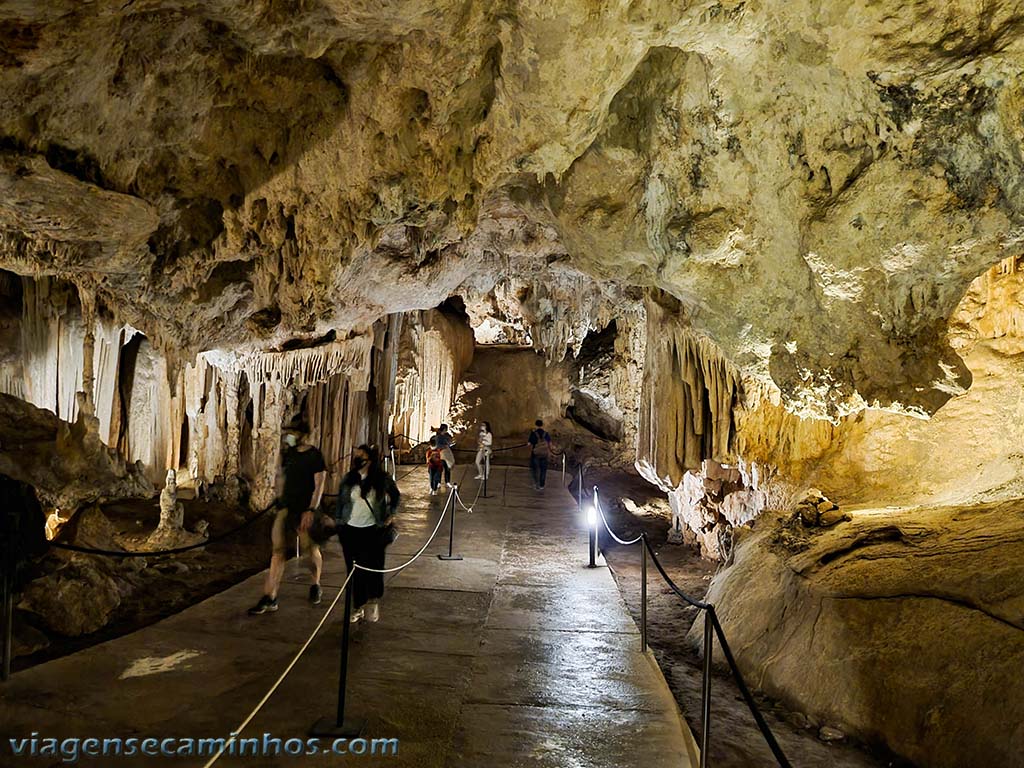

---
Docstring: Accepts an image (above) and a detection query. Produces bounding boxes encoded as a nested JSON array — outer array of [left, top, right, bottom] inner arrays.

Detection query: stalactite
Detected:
[[637, 294, 742, 489], [79, 286, 96, 416], [223, 371, 241, 499], [201, 333, 374, 392], [1, 276, 401, 506]]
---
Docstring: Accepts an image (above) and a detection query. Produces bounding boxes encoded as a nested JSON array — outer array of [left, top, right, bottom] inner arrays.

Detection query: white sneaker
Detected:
[[350, 607, 364, 623], [474, 474, 484, 480], [365, 602, 380, 622]]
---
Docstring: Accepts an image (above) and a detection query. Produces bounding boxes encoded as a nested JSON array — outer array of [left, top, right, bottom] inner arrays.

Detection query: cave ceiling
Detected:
[[1, 0, 1023, 419]]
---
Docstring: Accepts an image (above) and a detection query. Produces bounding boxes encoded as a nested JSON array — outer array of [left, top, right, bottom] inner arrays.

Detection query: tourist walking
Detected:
[[432, 423, 455, 488], [426, 438, 445, 495], [332, 445, 400, 623], [528, 419, 552, 490], [249, 419, 327, 615], [474, 421, 493, 480]]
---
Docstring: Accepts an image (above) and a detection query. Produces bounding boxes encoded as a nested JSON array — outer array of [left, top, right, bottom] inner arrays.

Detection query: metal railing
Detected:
[[589, 486, 792, 768]]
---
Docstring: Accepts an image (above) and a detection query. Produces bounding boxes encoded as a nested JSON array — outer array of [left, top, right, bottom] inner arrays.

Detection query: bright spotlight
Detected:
[[587, 504, 597, 527]]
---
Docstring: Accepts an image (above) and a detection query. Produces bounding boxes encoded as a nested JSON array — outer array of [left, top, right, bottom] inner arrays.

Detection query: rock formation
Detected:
[[693, 503, 1024, 768], [147, 468, 206, 549], [1, 3, 1024, 765], [1, 1, 1019, 421]]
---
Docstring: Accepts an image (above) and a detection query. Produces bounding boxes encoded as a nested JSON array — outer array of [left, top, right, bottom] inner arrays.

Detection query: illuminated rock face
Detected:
[[694, 504, 1024, 768], [735, 265, 1024, 510]]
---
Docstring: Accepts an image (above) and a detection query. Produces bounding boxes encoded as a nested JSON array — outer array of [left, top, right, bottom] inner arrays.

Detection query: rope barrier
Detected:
[[48, 504, 276, 559], [706, 607, 793, 768], [641, 536, 711, 611], [454, 483, 483, 515], [203, 485, 456, 767], [201, 568, 355, 768], [593, 489, 644, 546], [451, 442, 529, 454], [590, 485, 790, 767], [350, 488, 453, 574]]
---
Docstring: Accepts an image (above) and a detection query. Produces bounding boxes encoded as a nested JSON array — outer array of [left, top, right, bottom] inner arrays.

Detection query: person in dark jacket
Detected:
[[528, 419, 552, 490], [332, 444, 400, 623]]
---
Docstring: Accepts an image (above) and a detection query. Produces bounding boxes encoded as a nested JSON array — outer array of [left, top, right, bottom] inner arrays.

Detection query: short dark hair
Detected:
[[440, 423, 449, 431], [535, 419, 544, 427], [285, 416, 310, 436]]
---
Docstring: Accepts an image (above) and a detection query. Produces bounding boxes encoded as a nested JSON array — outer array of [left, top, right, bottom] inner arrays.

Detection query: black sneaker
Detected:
[[309, 584, 323, 605], [248, 595, 278, 615]]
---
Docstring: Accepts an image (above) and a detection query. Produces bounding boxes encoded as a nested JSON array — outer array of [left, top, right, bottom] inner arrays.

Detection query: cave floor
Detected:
[[0, 465, 698, 768]]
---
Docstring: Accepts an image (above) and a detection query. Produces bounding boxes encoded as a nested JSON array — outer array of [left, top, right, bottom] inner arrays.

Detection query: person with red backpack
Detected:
[[528, 419, 552, 490], [426, 438, 445, 496]]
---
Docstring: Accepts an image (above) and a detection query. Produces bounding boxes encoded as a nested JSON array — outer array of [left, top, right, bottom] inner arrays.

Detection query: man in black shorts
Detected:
[[249, 419, 327, 615]]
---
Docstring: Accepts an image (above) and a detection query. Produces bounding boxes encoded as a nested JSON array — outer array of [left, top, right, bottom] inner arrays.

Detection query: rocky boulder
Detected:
[[19, 559, 124, 636], [568, 387, 624, 442], [690, 503, 1024, 768]]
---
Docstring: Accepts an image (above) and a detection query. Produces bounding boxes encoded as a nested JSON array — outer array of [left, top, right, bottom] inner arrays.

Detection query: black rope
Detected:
[[452, 442, 529, 454], [707, 607, 793, 767], [48, 503, 276, 559], [394, 463, 423, 483], [641, 535, 710, 610], [639, 534, 791, 766]]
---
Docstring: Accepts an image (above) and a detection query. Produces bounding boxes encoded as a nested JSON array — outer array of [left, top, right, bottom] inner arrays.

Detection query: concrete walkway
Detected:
[[1, 466, 699, 767]]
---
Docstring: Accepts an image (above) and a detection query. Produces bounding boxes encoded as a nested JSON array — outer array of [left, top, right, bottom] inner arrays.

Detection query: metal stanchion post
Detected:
[[588, 484, 598, 568], [640, 535, 648, 653], [390, 447, 397, 480], [437, 486, 463, 561], [700, 611, 713, 768], [561, 453, 565, 485], [311, 578, 363, 737]]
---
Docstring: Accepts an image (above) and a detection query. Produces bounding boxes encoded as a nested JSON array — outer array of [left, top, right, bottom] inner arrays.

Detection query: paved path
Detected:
[[1, 466, 699, 767]]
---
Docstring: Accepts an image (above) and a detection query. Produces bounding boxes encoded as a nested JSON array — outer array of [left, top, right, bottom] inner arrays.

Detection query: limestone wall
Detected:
[[453, 346, 573, 448], [0, 275, 399, 509], [391, 308, 475, 447], [731, 266, 1024, 509], [693, 505, 1024, 768]]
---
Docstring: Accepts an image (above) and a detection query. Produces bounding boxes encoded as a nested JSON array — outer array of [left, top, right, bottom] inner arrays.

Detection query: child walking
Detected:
[[426, 438, 445, 496]]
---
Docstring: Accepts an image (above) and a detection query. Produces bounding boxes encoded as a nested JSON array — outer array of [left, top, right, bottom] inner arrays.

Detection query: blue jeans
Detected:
[[429, 466, 442, 490], [530, 455, 549, 488]]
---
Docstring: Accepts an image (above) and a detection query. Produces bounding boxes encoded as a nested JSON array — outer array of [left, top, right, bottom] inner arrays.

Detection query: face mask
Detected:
[[284, 434, 297, 447], [351, 457, 368, 471]]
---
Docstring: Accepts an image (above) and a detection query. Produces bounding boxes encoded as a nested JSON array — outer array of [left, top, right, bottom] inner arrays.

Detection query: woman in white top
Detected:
[[330, 444, 400, 623], [474, 421, 493, 480]]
